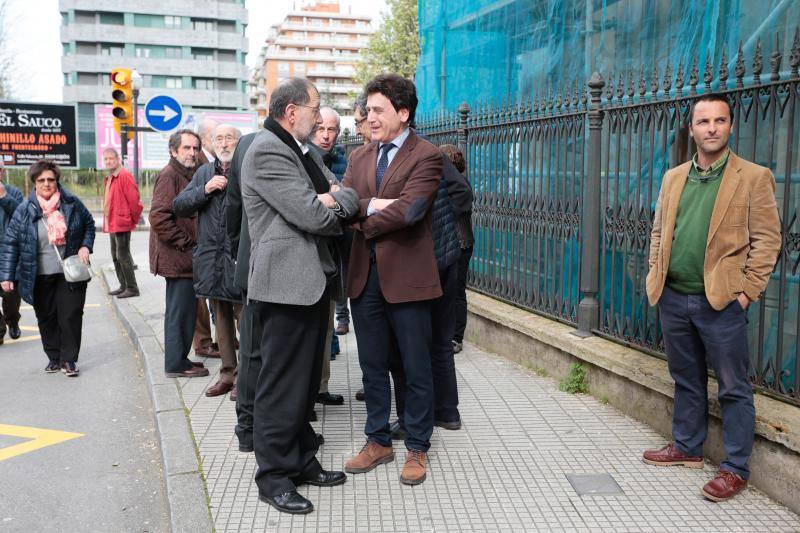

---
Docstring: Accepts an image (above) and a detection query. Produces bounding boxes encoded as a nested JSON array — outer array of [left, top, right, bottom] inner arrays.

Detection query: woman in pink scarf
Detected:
[[0, 160, 95, 377]]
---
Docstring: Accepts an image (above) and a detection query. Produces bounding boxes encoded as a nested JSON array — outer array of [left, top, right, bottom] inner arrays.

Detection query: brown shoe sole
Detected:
[[345, 452, 395, 473], [643, 457, 704, 468], [400, 471, 427, 485], [701, 487, 743, 502]]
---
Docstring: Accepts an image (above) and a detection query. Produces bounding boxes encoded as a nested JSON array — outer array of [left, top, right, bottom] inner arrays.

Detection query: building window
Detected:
[[218, 50, 236, 62], [74, 11, 95, 24], [192, 19, 214, 32], [294, 62, 305, 74], [166, 77, 183, 89], [165, 15, 181, 28], [77, 72, 99, 86], [101, 44, 124, 57], [194, 78, 215, 90], [192, 48, 214, 61], [135, 45, 152, 58], [63, 73, 71, 86], [61, 12, 69, 25], [218, 79, 236, 91], [218, 20, 236, 33], [62, 43, 71, 56], [165, 46, 182, 59], [99, 12, 124, 25], [278, 62, 290, 74]]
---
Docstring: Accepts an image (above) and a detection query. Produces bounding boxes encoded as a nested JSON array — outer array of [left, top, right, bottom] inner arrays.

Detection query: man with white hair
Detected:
[[174, 124, 244, 398], [197, 118, 220, 164]]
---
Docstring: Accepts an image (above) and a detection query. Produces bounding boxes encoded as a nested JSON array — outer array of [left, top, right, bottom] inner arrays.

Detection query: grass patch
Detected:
[[558, 362, 588, 394]]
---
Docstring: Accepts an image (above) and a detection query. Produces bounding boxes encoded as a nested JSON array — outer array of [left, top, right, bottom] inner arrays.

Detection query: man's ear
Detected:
[[398, 108, 410, 124]]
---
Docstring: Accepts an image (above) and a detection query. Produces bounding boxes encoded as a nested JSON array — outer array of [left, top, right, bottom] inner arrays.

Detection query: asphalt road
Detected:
[[0, 232, 169, 533]]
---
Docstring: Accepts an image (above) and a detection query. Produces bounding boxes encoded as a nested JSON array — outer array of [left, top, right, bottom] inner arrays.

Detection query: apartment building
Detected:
[[59, 0, 249, 166]]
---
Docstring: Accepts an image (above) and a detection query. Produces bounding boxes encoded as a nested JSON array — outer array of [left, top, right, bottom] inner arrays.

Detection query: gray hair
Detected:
[[168, 129, 201, 154], [197, 118, 219, 139], [102, 147, 120, 158], [269, 78, 316, 120], [320, 106, 340, 129], [353, 93, 367, 116]]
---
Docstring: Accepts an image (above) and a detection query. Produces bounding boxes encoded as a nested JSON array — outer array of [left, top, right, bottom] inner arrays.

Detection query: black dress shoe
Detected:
[[303, 470, 347, 487], [238, 442, 253, 453], [435, 418, 462, 430], [316, 432, 325, 446], [259, 491, 313, 514], [7, 323, 21, 340], [310, 410, 317, 422], [108, 286, 125, 296], [355, 388, 365, 401], [317, 392, 344, 405], [390, 419, 407, 441]]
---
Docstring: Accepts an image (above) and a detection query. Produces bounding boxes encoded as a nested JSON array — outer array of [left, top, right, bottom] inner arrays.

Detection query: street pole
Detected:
[[132, 87, 140, 184]]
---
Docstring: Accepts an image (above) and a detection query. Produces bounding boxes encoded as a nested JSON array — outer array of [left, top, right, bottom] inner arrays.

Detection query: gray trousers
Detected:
[[110, 232, 138, 291]]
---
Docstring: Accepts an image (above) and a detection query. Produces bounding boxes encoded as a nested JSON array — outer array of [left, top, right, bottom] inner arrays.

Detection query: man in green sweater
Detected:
[[643, 93, 781, 502]]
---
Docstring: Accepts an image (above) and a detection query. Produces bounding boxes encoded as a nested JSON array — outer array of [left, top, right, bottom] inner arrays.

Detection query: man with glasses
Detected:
[[242, 78, 358, 514], [173, 125, 243, 399], [0, 158, 23, 343]]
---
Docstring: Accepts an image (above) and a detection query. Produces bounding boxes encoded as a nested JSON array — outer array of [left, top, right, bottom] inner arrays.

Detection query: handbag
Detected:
[[53, 245, 92, 283]]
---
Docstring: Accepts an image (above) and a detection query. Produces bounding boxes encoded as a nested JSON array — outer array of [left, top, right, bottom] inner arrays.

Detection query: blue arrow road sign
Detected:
[[145, 95, 183, 132]]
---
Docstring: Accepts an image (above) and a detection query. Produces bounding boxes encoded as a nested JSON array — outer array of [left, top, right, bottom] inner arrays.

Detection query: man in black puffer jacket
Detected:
[[173, 124, 243, 399]]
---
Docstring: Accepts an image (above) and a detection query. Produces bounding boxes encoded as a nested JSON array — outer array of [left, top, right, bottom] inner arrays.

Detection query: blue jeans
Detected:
[[658, 286, 754, 479]]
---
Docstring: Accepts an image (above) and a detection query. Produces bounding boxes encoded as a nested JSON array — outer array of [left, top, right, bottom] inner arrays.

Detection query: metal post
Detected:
[[120, 125, 129, 168], [457, 101, 470, 177], [132, 88, 140, 184], [575, 72, 605, 337]]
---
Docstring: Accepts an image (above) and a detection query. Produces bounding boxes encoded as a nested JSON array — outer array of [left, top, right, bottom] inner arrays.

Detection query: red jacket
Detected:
[[103, 168, 143, 233]]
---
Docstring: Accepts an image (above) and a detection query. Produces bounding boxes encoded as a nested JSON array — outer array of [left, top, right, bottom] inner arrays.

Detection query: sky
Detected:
[[1, 0, 387, 104]]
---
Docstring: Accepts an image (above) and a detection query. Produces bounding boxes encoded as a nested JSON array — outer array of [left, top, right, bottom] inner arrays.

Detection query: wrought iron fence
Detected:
[[338, 28, 800, 404]]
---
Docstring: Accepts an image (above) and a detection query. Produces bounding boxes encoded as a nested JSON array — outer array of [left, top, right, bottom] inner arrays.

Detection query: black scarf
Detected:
[[264, 118, 329, 194]]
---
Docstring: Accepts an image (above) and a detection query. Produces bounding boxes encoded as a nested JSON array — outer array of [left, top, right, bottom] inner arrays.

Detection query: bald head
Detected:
[[198, 119, 220, 157], [315, 106, 341, 152]]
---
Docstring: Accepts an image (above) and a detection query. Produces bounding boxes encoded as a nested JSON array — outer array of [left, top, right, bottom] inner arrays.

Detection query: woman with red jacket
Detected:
[[102, 148, 143, 298]]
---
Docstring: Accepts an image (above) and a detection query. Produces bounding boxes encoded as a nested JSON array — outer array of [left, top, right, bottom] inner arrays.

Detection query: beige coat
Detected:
[[646, 151, 781, 310]]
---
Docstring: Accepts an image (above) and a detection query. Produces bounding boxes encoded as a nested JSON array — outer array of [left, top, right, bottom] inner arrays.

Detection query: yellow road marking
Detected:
[[20, 326, 38, 332], [4, 335, 40, 345], [0, 424, 84, 462]]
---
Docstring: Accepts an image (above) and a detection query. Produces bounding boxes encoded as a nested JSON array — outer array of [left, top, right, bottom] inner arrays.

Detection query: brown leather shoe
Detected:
[[165, 366, 210, 378], [400, 449, 427, 485], [702, 470, 747, 502], [345, 441, 394, 473], [335, 322, 349, 335], [642, 443, 703, 468], [191, 361, 205, 368], [205, 380, 234, 397], [116, 288, 140, 298], [195, 345, 221, 358]]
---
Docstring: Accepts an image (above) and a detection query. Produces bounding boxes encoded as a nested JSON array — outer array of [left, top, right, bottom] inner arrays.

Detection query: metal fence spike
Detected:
[[638, 67, 647, 97], [603, 71, 613, 101], [791, 26, 800, 78], [689, 55, 699, 95], [735, 41, 746, 87], [651, 65, 659, 96], [617, 72, 625, 99], [719, 48, 729, 87], [770, 32, 782, 82], [627, 70, 635, 98], [676, 59, 685, 96], [704, 55, 713, 90], [753, 38, 763, 84], [663, 64, 672, 94]]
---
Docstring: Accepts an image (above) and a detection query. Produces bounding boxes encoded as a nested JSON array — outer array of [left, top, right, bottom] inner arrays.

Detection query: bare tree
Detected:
[[0, 0, 17, 99]]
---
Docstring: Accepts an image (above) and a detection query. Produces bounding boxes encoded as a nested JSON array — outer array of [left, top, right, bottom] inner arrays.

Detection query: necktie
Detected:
[[375, 143, 395, 192]]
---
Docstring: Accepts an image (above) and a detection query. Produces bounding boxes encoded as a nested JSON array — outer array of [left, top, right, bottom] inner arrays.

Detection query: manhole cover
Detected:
[[566, 473, 624, 496]]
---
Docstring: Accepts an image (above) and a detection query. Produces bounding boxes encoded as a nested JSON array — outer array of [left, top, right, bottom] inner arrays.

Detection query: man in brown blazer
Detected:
[[342, 74, 443, 485], [642, 93, 781, 502]]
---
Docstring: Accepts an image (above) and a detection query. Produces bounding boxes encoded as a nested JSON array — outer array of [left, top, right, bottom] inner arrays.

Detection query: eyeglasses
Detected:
[[296, 104, 321, 114], [36, 178, 57, 184], [354, 117, 367, 126]]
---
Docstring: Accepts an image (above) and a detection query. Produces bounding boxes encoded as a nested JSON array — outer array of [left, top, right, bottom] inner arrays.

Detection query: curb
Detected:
[[98, 267, 214, 533]]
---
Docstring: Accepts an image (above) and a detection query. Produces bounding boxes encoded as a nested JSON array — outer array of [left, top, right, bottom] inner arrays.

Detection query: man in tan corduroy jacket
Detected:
[[642, 93, 781, 502]]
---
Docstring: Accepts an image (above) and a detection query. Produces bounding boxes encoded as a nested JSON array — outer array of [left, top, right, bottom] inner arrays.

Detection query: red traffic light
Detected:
[[111, 70, 129, 86]]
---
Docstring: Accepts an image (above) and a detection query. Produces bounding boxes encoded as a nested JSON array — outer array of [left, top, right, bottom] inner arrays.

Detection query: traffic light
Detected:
[[111, 68, 133, 140]]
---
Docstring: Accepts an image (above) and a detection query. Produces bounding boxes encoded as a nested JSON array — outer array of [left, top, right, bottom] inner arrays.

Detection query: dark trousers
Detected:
[[252, 289, 329, 497], [164, 277, 198, 373], [352, 263, 434, 452], [453, 246, 472, 343], [0, 286, 22, 336], [235, 299, 261, 449], [658, 286, 754, 479], [393, 262, 460, 426], [110, 231, 138, 291], [32, 274, 86, 363]]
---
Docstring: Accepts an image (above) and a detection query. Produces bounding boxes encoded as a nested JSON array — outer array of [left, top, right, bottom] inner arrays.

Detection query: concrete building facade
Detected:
[[261, 1, 373, 117], [59, 0, 249, 166]]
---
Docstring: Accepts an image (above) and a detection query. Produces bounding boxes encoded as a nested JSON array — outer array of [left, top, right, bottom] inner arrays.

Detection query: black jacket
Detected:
[[173, 162, 242, 303], [225, 131, 257, 292]]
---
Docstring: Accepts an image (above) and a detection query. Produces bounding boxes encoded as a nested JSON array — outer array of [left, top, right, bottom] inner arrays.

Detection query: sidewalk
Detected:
[[106, 234, 800, 532]]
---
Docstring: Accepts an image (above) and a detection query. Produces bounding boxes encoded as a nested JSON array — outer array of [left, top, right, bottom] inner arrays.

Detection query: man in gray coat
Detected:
[[242, 77, 358, 515]]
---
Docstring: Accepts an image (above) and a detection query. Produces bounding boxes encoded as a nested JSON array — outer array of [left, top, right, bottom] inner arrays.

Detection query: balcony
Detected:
[[62, 55, 248, 80], [274, 22, 373, 36], [63, 84, 248, 109], [59, 0, 246, 21], [61, 24, 247, 51]]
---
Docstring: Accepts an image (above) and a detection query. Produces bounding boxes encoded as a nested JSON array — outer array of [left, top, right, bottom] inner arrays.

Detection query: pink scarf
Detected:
[[37, 191, 67, 246]]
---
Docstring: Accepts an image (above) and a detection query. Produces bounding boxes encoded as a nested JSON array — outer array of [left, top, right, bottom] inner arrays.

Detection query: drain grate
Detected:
[[566, 473, 624, 496]]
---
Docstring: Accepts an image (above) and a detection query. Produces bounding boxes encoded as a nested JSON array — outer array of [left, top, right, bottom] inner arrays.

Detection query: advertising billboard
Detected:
[[0, 101, 78, 168], [95, 105, 257, 170]]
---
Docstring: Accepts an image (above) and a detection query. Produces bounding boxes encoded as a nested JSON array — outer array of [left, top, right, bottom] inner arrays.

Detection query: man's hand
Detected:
[[78, 246, 90, 265], [737, 292, 750, 310], [1, 281, 14, 292], [205, 175, 228, 194], [0, 182, 5, 199], [317, 193, 337, 208], [329, 183, 341, 193]]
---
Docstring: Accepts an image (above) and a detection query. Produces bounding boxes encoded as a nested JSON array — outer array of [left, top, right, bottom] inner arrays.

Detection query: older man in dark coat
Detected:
[[149, 129, 209, 378]]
